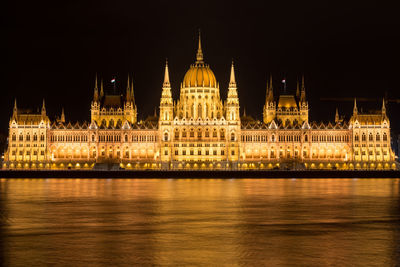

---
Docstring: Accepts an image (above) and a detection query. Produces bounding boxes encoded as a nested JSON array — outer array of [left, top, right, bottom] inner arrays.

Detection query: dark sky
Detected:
[[2, 1, 400, 135]]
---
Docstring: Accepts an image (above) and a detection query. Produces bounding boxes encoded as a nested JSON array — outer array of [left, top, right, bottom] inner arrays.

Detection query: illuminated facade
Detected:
[[3, 35, 397, 170]]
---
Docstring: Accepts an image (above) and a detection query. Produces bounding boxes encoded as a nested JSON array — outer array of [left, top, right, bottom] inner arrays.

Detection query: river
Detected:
[[0, 178, 399, 266]]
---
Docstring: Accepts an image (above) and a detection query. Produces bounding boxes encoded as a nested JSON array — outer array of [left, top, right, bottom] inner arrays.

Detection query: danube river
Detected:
[[0, 178, 399, 266]]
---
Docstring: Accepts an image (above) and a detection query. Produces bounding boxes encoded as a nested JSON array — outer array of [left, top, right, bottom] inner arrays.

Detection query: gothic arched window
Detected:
[[383, 133, 388, 141], [362, 133, 366, 141]]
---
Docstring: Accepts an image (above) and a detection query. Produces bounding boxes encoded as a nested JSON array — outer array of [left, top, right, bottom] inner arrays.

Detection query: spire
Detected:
[[243, 108, 246, 117], [196, 30, 204, 64], [335, 108, 339, 123], [353, 98, 358, 115], [300, 75, 306, 103], [266, 75, 274, 102], [61, 107, 65, 123], [93, 74, 99, 101], [269, 74, 273, 92], [126, 75, 131, 101], [382, 98, 386, 115], [163, 59, 171, 88], [229, 60, 236, 88], [13, 98, 17, 117], [100, 79, 104, 98], [41, 99, 46, 117], [296, 79, 300, 98]]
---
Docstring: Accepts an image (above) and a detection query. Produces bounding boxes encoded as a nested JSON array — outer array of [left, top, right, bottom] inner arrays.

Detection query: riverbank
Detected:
[[1, 170, 400, 178]]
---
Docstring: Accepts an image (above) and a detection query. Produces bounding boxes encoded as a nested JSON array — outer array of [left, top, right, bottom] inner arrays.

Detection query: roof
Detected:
[[353, 114, 386, 125], [13, 114, 49, 125], [277, 95, 298, 109], [102, 95, 123, 108]]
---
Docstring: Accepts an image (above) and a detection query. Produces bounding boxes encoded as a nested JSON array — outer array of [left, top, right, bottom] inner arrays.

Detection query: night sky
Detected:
[[2, 1, 400, 135]]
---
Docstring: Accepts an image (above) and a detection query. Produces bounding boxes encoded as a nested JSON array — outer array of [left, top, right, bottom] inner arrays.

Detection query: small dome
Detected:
[[183, 63, 217, 88]]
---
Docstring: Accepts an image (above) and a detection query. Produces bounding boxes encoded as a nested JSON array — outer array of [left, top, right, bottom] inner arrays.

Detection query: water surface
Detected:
[[1, 178, 399, 266]]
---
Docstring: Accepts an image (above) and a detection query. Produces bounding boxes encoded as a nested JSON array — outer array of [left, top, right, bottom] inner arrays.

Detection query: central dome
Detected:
[[183, 63, 217, 88], [182, 33, 217, 88]]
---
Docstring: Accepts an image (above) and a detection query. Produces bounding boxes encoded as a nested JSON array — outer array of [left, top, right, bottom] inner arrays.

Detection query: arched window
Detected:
[[376, 134, 380, 141], [12, 134, 16, 141], [124, 135, 128, 142], [362, 133, 366, 141], [368, 133, 373, 141], [40, 134, 45, 141], [271, 134, 275, 142], [231, 133, 235, 141], [355, 134, 359, 142], [198, 104, 202, 118], [220, 130, 225, 140], [164, 132, 169, 141], [383, 133, 387, 141], [19, 134, 23, 141], [92, 135, 95, 142]]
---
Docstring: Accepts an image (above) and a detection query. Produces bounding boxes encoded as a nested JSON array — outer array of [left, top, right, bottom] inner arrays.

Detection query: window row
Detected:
[[11, 133, 45, 142], [354, 133, 387, 142]]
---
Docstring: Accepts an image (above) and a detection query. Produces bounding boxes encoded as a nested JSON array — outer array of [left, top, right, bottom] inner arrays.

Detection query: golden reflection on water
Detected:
[[0, 178, 399, 266]]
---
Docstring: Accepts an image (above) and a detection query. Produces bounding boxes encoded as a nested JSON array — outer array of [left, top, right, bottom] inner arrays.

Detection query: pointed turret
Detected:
[[229, 60, 237, 88], [266, 75, 274, 102], [93, 74, 99, 101], [300, 75, 306, 103], [163, 59, 171, 88], [335, 108, 339, 123], [296, 80, 300, 98], [126, 75, 131, 101], [382, 98, 386, 115], [12, 98, 18, 119], [61, 107, 65, 123], [41, 99, 46, 117], [196, 30, 204, 64], [353, 98, 358, 115], [100, 79, 104, 99]]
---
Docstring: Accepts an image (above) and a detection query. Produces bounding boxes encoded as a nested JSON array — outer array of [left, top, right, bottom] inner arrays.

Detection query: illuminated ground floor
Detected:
[[3, 160, 398, 170]]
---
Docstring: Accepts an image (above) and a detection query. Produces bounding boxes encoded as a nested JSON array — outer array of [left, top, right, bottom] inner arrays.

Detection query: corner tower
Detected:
[[226, 61, 240, 123]]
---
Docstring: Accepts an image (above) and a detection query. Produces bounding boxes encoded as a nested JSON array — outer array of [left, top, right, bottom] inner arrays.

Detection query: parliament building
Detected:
[[3, 35, 397, 170]]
